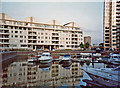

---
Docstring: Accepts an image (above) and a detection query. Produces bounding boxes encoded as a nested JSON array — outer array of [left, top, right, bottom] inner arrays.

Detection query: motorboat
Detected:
[[39, 63, 52, 68], [80, 53, 92, 61], [71, 53, 82, 58], [61, 54, 72, 66], [109, 53, 120, 62], [38, 52, 52, 64], [62, 54, 72, 62], [35, 52, 42, 58], [27, 55, 37, 64], [81, 66, 120, 87]]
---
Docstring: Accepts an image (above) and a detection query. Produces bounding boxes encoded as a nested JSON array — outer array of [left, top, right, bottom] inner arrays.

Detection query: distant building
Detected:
[[0, 13, 84, 50], [104, 0, 120, 50], [84, 36, 91, 45]]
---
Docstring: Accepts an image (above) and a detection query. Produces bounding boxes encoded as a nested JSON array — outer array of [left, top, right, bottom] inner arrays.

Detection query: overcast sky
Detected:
[[1, 2, 104, 45]]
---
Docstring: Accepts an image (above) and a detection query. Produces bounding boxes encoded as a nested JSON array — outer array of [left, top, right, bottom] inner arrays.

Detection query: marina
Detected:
[[1, 51, 120, 87]]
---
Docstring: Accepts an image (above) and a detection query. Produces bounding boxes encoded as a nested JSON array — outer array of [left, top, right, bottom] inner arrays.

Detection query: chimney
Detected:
[[2, 13, 5, 19], [72, 22, 74, 27], [53, 19, 56, 25], [30, 17, 33, 22]]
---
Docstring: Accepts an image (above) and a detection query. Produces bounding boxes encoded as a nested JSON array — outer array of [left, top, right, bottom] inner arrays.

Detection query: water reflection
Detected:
[[2, 60, 105, 87]]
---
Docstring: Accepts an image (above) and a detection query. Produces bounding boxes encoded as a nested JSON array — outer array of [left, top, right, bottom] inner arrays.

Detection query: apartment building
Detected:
[[84, 36, 91, 45], [104, 0, 120, 50], [0, 13, 83, 50]]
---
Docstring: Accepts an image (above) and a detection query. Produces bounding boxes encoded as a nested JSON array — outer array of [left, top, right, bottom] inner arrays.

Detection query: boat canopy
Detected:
[[64, 54, 70, 57]]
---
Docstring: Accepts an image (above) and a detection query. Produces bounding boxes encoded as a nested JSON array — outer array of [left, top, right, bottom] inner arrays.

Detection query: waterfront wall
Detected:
[[0, 51, 37, 62], [51, 50, 96, 54]]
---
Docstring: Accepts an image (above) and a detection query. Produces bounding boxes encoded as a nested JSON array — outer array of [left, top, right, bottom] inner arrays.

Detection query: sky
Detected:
[[1, 1, 104, 45]]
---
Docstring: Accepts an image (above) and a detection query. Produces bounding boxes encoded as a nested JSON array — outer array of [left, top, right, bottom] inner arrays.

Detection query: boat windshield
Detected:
[[64, 54, 70, 57], [113, 56, 118, 58], [42, 54, 50, 57], [112, 66, 120, 71], [32, 57, 36, 59]]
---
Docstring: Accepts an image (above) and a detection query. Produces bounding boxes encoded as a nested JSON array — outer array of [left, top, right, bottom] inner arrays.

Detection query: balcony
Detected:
[[28, 33, 37, 36], [52, 35, 59, 37], [52, 39, 59, 41], [28, 39, 37, 40], [52, 41, 59, 45], [0, 32, 9, 35], [1, 42, 9, 44], [0, 37, 9, 39], [52, 33, 59, 37]]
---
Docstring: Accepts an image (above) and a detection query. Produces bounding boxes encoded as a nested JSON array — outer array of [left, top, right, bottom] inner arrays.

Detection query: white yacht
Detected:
[[109, 53, 120, 62], [38, 52, 52, 64]]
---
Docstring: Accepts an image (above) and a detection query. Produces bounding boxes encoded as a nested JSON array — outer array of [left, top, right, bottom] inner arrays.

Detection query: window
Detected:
[[41, 33, 43, 35], [41, 37, 44, 39], [45, 37, 47, 39], [113, 29, 117, 31], [15, 31, 18, 33], [19, 27, 22, 30], [105, 34, 109, 36], [105, 27, 109, 29], [105, 41, 109, 43], [11, 31, 13, 33], [41, 41, 43, 43], [20, 36, 23, 38], [15, 35, 18, 38], [105, 30, 109, 32], [20, 40, 23, 43], [113, 33, 116, 35], [24, 36, 26, 38], [20, 31, 22, 33], [23, 27, 26, 30], [113, 44, 116, 46], [105, 44, 109, 46], [105, 37, 109, 39], [11, 35, 13, 37], [113, 40, 116, 42]]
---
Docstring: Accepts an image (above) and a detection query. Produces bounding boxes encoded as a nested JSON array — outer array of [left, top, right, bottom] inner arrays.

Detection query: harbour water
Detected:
[[1, 56, 107, 87]]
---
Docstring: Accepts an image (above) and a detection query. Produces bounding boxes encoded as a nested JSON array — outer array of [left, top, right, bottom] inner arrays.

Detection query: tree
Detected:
[[84, 42, 90, 49], [80, 42, 84, 48]]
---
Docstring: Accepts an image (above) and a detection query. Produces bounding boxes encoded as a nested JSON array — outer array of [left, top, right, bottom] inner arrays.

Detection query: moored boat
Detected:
[[27, 55, 37, 64], [109, 53, 120, 63], [38, 52, 52, 64], [62, 54, 72, 62], [61, 54, 72, 67], [81, 66, 120, 87]]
